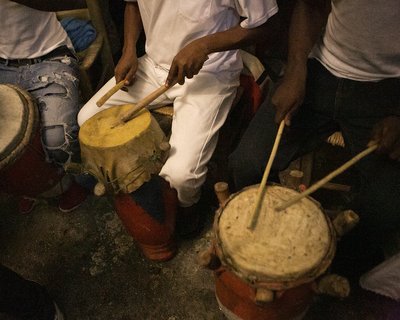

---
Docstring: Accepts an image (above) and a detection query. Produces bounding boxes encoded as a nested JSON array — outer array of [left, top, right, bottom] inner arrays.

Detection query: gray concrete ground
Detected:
[[1, 185, 399, 320], [0, 144, 399, 320]]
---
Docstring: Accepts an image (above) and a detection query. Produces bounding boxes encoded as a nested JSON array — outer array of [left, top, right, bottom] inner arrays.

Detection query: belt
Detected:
[[0, 46, 75, 67]]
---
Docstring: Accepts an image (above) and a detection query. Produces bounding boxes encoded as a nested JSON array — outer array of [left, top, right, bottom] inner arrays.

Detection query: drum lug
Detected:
[[214, 182, 230, 207], [94, 182, 106, 196], [197, 246, 221, 270], [255, 288, 274, 304], [315, 274, 350, 298], [332, 210, 360, 237]]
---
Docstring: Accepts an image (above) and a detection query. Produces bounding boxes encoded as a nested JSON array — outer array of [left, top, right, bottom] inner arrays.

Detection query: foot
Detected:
[[58, 181, 89, 213], [18, 196, 37, 214], [176, 204, 204, 239]]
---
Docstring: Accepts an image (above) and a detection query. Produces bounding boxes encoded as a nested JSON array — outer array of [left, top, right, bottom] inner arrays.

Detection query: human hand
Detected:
[[114, 52, 138, 86], [271, 64, 307, 125], [166, 41, 209, 86], [370, 116, 400, 161]]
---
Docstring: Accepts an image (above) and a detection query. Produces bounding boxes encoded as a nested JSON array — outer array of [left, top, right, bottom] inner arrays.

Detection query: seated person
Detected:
[[0, 0, 89, 213], [78, 1, 279, 242], [229, 0, 400, 277]]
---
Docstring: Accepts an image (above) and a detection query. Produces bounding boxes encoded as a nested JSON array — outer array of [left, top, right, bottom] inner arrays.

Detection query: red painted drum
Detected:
[[0, 84, 64, 197], [80, 105, 176, 261], [212, 184, 336, 320], [114, 178, 177, 262]]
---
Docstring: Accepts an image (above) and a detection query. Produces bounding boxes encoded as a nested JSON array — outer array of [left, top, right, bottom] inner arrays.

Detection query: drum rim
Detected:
[[0, 84, 39, 171], [213, 184, 337, 291]]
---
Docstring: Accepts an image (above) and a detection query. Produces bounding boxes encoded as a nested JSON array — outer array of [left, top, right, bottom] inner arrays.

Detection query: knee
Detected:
[[41, 125, 77, 165]]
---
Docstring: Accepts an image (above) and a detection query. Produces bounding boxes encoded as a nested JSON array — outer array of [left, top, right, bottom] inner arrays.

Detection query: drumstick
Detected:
[[96, 80, 126, 107], [275, 143, 378, 212], [248, 120, 285, 230], [112, 81, 177, 128]]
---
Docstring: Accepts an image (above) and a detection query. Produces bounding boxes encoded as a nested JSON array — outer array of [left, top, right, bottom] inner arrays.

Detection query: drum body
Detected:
[[213, 185, 336, 320], [0, 84, 64, 197], [79, 104, 169, 194]]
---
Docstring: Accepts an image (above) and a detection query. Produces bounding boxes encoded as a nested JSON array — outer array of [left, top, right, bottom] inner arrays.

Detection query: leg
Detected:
[[159, 73, 238, 207], [336, 77, 400, 242], [78, 54, 173, 126], [229, 59, 340, 191], [21, 57, 81, 166]]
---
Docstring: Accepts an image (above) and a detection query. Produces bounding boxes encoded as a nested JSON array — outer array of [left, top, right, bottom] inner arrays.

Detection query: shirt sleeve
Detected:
[[236, 0, 279, 29], [124, 0, 137, 2]]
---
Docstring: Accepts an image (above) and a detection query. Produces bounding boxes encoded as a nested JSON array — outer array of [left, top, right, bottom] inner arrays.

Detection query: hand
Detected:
[[271, 64, 307, 125], [166, 41, 209, 86], [114, 51, 138, 86], [370, 116, 400, 161]]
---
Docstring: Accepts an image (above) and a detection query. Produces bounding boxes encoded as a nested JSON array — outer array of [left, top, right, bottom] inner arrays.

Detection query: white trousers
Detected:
[[78, 55, 238, 207]]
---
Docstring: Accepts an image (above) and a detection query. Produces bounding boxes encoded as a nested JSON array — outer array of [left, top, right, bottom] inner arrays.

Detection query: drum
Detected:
[[211, 184, 336, 320], [0, 84, 64, 197], [79, 104, 169, 194]]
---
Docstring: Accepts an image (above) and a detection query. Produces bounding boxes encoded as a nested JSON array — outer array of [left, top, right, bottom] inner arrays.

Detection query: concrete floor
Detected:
[[0, 146, 399, 320], [1, 186, 399, 320]]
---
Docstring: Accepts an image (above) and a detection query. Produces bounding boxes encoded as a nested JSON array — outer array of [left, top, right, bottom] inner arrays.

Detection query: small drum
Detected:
[[0, 84, 64, 197], [79, 104, 169, 194], [212, 184, 336, 320]]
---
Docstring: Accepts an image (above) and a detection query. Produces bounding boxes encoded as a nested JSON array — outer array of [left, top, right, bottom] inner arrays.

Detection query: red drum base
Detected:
[[215, 268, 314, 320], [0, 131, 64, 197], [114, 182, 177, 262]]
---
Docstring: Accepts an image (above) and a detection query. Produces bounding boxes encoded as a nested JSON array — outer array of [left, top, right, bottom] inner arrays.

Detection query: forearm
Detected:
[[286, 0, 331, 72], [10, 0, 83, 12], [193, 15, 280, 56], [122, 2, 143, 58]]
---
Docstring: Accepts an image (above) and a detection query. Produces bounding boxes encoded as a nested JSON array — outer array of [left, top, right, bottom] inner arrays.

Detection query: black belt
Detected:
[[0, 46, 75, 67]]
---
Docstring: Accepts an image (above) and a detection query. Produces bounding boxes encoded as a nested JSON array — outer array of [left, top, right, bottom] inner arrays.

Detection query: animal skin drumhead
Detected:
[[217, 185, 332, 282]]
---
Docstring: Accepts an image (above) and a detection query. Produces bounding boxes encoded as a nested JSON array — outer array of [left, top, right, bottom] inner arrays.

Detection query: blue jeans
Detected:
[[229, 59, 400, 242], [0, 54, 80, 166]]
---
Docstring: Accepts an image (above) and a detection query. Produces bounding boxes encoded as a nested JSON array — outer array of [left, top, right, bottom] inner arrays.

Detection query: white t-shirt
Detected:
[[311, 0, 400, 81], [0, 1, 72, 59], [125, 0, 278, 77]]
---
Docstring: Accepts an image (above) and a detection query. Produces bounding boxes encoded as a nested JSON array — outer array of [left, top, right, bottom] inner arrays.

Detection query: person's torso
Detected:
[[137, 0, 278, 78], [0, 0, 72, 59], [311, 0, 400, 81]]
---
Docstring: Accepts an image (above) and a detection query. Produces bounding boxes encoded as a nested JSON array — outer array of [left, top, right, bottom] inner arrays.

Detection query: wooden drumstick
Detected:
[[96, 80, 126, 107], [112, 81, 177, 128], [248, 120, 285, 230], [275, 143, 378, 212]]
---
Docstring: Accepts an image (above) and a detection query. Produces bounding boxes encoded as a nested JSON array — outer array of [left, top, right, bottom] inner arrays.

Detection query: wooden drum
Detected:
[[212, 184, 336, 320], [79, 104, 169, 194], [0, 84, 64, 197]]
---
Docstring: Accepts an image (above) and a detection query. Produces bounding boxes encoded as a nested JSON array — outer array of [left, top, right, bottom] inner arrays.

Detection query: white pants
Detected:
[[78, 55, 238, 207]]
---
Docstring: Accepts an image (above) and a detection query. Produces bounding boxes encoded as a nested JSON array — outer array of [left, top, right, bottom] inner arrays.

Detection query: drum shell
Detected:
[[211, 184, 336, 320], [215, 267, 314, 320], [0, 84, 64, 197]]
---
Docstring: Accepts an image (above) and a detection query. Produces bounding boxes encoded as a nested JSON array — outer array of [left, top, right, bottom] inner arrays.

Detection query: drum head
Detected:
[[216, 185, 335, 287], [0, 84, 38, 171], [79, 105, 153, 148]]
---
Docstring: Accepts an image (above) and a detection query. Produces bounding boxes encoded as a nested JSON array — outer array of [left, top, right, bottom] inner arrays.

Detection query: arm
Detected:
[[114, 2, 143, 85], [166, 14, 280, 86], [271, 0, 331, 124], [10, 0, 83, 12]]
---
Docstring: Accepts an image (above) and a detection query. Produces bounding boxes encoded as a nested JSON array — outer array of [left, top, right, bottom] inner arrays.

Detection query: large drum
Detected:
[[0, 84, 64, 197], [211, 184, 337, 320], [79, 104, 169, 194], [79, 104, 177, 261]]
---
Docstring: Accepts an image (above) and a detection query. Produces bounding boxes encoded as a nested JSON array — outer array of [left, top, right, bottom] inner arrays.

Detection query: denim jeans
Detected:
[[229, 59, 400, 242], [0, 55, 80, 166]]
